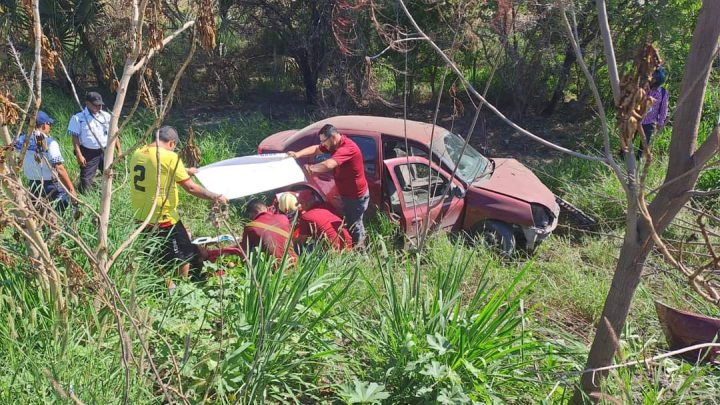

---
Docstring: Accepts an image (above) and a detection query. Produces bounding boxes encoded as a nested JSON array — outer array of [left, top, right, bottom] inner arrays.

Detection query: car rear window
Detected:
[[348, 135, 377, 175]]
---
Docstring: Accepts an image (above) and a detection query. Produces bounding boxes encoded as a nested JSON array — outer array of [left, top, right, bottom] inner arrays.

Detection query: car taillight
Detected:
[[257, 146, 263, 154]]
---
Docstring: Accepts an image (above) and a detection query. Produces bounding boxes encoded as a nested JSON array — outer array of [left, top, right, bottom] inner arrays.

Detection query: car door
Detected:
[[383, 156, 465, 239]]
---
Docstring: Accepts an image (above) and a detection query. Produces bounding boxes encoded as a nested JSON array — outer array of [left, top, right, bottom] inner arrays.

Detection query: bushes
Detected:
[[342, 240, 547, 403]]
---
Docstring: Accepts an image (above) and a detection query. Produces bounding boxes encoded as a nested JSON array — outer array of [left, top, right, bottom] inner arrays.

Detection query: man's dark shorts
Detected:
[[145, 221, 200, 266], [28, 179, 69, 212]]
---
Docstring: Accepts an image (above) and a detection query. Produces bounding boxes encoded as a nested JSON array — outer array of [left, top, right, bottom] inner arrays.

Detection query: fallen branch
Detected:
[[583, 343, 720, 376]]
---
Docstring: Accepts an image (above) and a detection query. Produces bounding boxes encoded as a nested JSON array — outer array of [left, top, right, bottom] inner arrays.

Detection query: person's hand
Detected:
[[303, 163, 313, 177], [287, 151, 297, 159], [187, 167, 199, 176], [76, 152, 87, 167], [216, 195, 229, 205]]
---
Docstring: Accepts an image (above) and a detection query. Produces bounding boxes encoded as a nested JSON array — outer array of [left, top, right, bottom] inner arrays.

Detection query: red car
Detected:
[[258, 115, 559, 253]]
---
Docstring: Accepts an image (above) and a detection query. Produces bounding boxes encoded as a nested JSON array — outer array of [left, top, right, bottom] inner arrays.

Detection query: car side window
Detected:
[[394, 163, 448, 208], [348, 135, 377, 176], [382, 138, 428, 160]]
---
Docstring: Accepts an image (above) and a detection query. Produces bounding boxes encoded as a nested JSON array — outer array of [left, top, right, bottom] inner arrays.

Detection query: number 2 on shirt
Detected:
[[133, 165, 146, 192]]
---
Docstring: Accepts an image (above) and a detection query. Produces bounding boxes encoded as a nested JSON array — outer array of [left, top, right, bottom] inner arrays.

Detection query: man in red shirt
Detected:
[[288, 124, 369, 246], [278, 191, 352, 251], [241, 199, 297, 263]]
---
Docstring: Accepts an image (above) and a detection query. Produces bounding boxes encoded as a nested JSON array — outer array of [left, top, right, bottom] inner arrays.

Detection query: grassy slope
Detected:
[[1, 88, 719, 403]]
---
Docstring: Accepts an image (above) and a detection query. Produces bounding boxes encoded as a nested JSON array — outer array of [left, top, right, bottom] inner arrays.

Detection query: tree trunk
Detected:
[[429, 64, 437, 101], [297, 56, 318, 105], [471, 51, 478, 89], [573, 1, 720, 402], [78, 28, 109, 92], [542, 45, 577, 116], [544, 7, 597, 116]]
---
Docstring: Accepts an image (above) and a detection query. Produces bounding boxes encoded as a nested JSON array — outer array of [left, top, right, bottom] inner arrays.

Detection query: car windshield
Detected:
[[431, 131, 491, 183]]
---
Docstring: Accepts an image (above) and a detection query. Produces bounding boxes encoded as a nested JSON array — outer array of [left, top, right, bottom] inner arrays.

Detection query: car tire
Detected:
[[477, 220, 515, 256]]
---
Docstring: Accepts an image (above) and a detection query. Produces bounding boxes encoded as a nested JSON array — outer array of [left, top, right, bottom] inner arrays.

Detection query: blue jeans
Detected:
[[28, 180, 69, 212], [342, 192, 369, 246], [637, 123, 655, 159]]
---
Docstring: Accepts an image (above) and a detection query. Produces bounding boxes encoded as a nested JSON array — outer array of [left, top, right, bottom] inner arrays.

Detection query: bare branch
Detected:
[[583, 342, 720, 375], [594, 0, 620, 104], [57, 57, 83, 109], [560, 5, 627, 190], [689, 188, 720, 197], [131, 20, 196, 73], [368, 37, 425, 60]]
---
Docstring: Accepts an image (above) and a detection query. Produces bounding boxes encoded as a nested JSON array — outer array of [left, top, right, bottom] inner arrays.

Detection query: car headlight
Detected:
[[531, 203, 554, 228]]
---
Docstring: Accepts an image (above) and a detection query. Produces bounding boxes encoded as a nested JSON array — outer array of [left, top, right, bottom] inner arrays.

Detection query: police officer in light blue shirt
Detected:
[[68, 92, 121, 192], [15, 111, 77, 211]]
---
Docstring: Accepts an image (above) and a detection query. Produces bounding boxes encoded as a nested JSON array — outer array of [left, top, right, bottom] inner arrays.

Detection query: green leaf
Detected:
[[415, 386, 433, 397], [340, 380, 391, 404], [427, 333, 451, 355], [461, 359, 483, 380], [437, 386, 470, 404], [420, 361, 449, 380]]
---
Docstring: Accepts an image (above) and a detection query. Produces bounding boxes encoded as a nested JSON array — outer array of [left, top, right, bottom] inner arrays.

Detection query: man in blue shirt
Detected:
[[15, 111, 77, 211]]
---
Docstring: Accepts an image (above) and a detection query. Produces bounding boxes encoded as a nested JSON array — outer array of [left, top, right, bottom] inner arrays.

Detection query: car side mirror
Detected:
[[452, 184, 465, 199]]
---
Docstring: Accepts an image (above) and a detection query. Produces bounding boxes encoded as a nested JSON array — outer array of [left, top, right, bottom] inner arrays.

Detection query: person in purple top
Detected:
[[638, 66, 669, 159]]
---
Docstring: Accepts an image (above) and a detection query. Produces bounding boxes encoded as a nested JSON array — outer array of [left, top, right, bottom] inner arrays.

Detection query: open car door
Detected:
[[383, 156, 465, 240]]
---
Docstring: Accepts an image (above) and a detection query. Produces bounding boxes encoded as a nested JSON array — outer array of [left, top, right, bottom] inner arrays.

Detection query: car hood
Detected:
[[471, 158, 556, 209]]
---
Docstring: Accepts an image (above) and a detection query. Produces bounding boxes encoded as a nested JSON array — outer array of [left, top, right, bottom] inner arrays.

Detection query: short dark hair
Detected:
[[158, 126, 179, 143], [245, 198, 267, 218], [319, 124, 338, 138]]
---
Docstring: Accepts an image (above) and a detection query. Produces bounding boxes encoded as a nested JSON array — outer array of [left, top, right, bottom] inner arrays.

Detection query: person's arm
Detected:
[[54, 163, 77, 201], [72, 136, 86, 167], [178, 178, 229, 204], [288, 144, 321, 159], [658, 87, 670, 130], [305, 144, 354, 174], [304, 159, 338, 175], [114, 137, 122, 154], [68, 115, 87, 167]]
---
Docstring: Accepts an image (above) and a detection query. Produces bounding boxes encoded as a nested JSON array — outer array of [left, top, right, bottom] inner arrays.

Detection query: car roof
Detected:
[[282, 115, 449, 148]]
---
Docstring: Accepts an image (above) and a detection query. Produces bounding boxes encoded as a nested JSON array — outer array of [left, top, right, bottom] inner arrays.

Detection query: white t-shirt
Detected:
[[15, 131, 64, 181], [67, 107, 111, 149]]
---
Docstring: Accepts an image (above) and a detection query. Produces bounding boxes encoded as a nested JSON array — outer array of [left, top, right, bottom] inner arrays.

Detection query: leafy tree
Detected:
[[572, 0, 720, 401], [226, 0, 336, 105]]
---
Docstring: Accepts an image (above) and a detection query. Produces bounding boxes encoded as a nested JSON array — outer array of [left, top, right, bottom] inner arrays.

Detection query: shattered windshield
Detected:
[[431, 131, 490, 183]]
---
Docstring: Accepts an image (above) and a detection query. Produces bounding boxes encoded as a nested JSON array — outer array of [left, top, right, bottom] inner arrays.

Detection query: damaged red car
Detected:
[[258, 115, 560, 253]]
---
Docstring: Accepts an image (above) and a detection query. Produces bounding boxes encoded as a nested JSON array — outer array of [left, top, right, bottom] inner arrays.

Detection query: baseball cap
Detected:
[[36, 111, 55, 126], [86, 91, 104, 106]]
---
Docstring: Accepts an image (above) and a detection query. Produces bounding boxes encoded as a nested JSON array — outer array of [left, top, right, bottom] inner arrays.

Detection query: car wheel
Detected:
[[477, 220, 516, 256]]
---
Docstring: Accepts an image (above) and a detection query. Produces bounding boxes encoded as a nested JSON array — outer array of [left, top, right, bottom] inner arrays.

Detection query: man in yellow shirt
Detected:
[[130, 126, 228, 280]]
